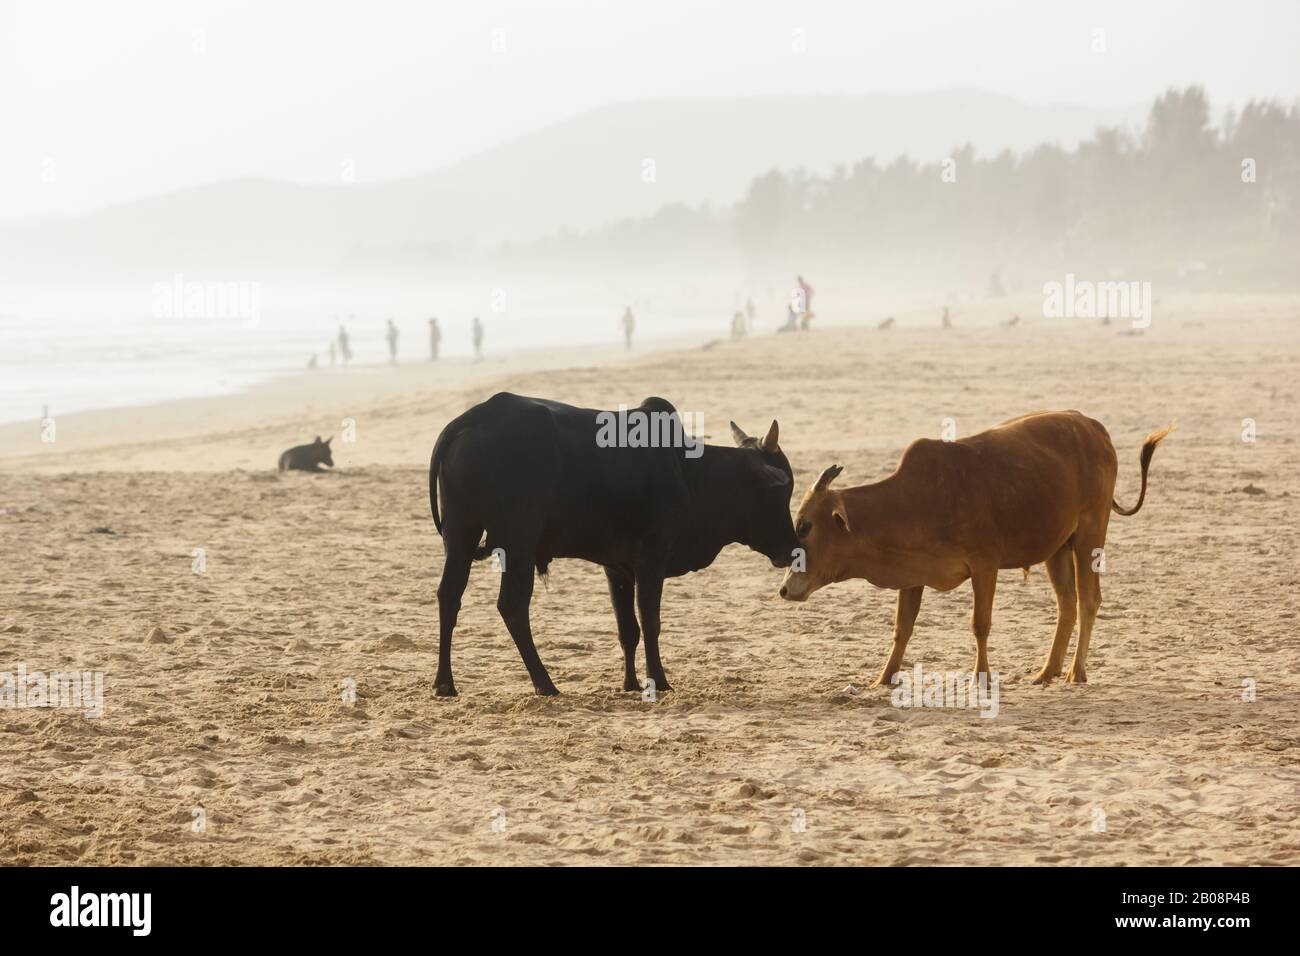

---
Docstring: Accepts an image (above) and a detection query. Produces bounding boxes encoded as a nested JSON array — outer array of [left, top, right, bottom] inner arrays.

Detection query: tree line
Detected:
[[484, 87, 1298, 292]]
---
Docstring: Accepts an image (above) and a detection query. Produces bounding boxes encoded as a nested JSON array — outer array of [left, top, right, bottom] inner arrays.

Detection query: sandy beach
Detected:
[[2, 294, 1298, 866]]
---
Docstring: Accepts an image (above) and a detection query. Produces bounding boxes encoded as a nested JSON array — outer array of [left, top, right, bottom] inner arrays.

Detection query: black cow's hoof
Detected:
[[622, 677, 641, 692], [535, 685, 560, 697], [434, 682, 458, 697]]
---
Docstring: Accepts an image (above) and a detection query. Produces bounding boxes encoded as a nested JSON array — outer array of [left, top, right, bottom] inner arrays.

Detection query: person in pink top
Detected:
[[796, 275, 814, 316]]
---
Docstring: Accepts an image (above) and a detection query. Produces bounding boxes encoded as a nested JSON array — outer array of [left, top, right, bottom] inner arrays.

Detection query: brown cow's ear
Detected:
[[832, 506, 851, 532], [760, 420, 780, 453], [729, 421, 749, 446]]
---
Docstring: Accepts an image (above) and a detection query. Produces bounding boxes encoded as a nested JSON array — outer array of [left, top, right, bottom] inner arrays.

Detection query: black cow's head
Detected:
[[314, 435, 335, 468], [729, 420, 799, 568]]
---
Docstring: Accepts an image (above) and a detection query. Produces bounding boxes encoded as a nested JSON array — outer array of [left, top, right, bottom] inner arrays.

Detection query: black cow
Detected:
[[428, 392, 798, 696], [278, 435, 334, 472]]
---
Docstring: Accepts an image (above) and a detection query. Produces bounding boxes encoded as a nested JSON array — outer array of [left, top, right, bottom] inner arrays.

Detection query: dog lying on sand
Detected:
[[278, 435, 334, 472]]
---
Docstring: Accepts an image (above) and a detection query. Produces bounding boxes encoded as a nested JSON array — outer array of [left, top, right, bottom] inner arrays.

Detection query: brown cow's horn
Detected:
[[729, 421, 749, 446], [760, 420, 780, 453], [815, 464, 843, 490]]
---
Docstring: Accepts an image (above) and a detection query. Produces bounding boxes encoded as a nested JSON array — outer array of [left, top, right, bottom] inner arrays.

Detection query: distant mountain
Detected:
[[0, 91, 1145, 276]]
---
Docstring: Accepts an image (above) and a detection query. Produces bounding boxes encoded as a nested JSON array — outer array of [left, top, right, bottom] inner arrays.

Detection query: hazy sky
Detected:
[[2, 0, 1297, 223]]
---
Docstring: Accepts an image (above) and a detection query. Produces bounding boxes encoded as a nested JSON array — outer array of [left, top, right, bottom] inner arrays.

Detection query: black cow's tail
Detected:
[[429, 406, 497, 561], [429, 407, 477, 536], [1112, 423, 1174, 517]]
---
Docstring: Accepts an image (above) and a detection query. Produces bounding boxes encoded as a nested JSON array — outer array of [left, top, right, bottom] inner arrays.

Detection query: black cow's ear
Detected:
[[760, 420, 780, 453], [325, 436, 333, 445], [729, 421, 749, 447]]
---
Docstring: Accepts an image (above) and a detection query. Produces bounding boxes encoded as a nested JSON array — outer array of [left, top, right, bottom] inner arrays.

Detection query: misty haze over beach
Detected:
[[1, 1, 1297, 424], [0, 90, 1163, 422]]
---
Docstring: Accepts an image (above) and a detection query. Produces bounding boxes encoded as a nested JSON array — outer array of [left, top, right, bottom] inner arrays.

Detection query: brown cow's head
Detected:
[[779, 464, 850, 601]]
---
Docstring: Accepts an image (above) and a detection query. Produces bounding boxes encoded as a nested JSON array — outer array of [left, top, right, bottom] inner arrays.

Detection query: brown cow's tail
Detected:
[[1111, 423, 1175, 516]]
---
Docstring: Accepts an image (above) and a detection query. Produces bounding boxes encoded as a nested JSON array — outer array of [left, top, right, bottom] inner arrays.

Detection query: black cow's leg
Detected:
[[634, 560, 671, 693], [605, 567, 641, 691], [434, 527, 477, 697], [497, 550, 558, 696]]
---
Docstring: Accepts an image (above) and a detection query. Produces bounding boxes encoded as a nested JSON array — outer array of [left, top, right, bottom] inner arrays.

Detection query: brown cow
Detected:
[[779, 411, 1172, 685]]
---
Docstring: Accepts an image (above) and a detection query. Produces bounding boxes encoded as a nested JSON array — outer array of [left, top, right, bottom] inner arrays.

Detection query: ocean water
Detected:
[[0, 282, 749, 425]]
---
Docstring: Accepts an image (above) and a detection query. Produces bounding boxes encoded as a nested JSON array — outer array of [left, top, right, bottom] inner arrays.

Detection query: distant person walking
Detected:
[[337, 324, 352, 365], [428, 317, 442, 360], [472, 316, 484, 361], [941, 307, 952, 329], [386, 318, 399, 364], [730, 311, 747, 339], [796, 275, 814, 317], [744, 297, 756, 333], [621, 306, 636, 350]]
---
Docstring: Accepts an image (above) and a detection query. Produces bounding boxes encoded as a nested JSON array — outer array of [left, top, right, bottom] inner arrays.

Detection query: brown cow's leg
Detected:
[[1032, 543, 1078, 685], [873, 586, 923, 687], [497, 551, 559, 696], [605, 567, 641, 691], [969, 571, 997, 681], [1067, 537, 1103, 683]]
